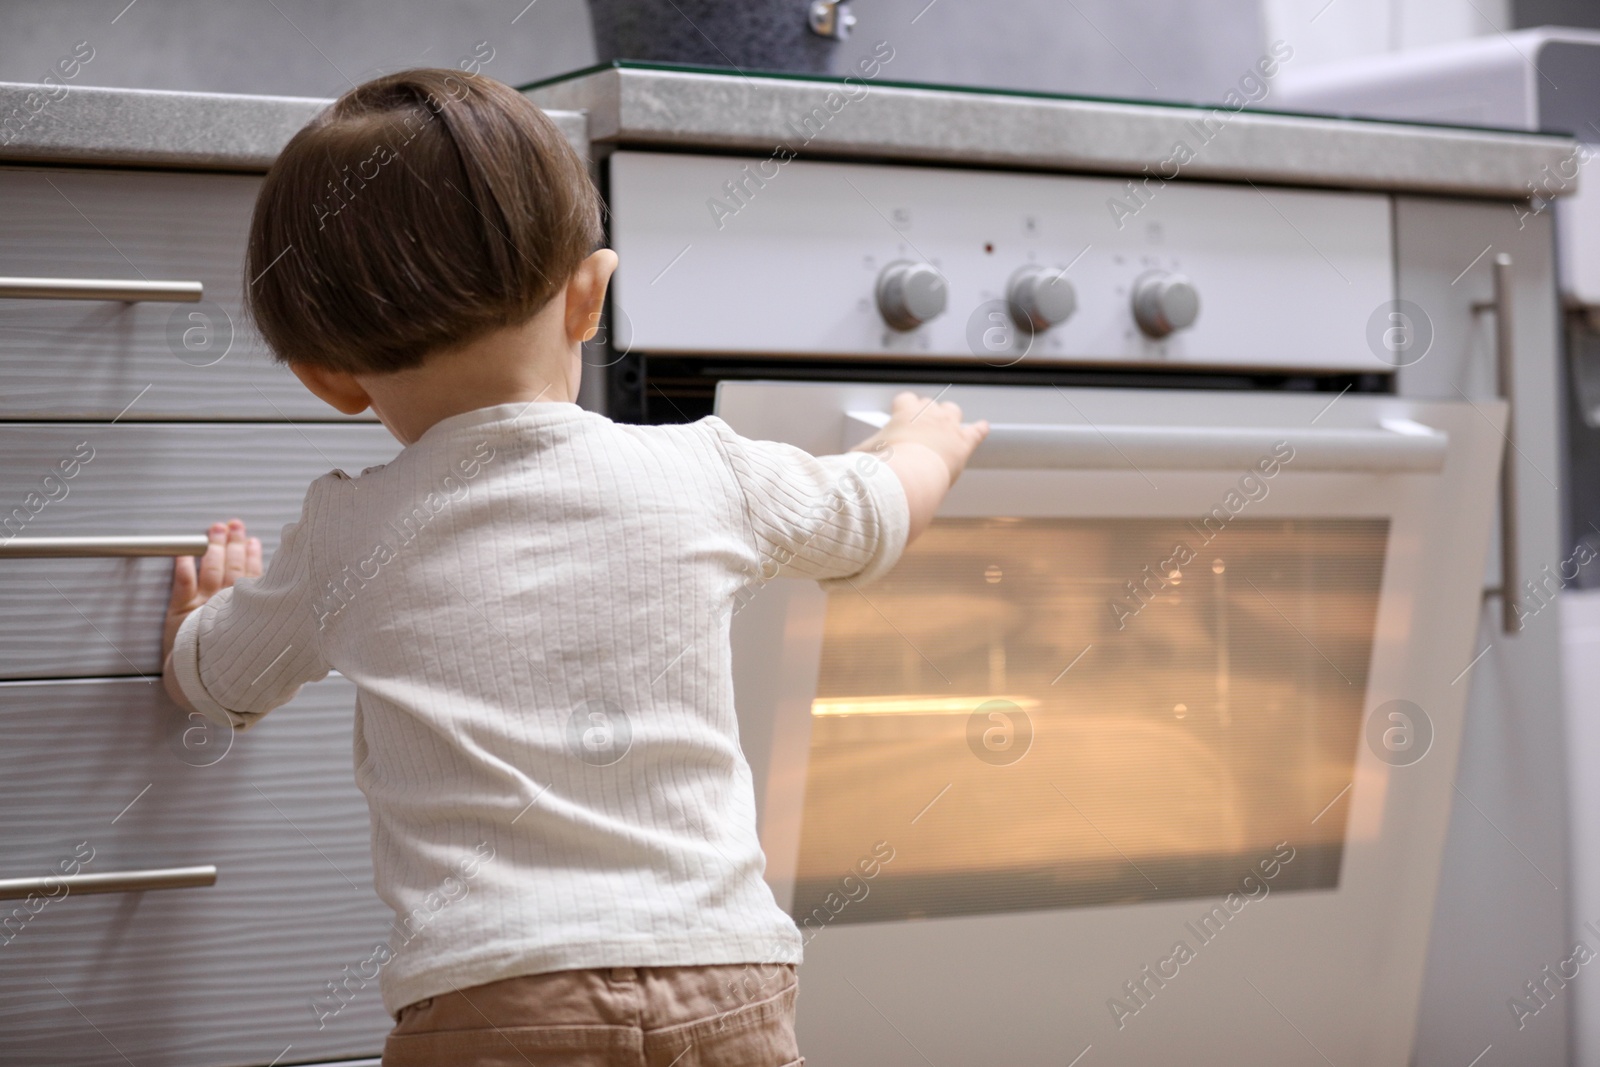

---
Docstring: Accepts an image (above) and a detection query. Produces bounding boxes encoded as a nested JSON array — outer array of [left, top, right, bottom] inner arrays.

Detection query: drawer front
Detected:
[[0, 675, 391, 1066], [0, 423, 399, 679], [0, 165, 375, 421]]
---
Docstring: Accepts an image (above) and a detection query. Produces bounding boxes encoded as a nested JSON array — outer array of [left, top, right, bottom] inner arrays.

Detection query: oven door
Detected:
[[717, 380, 1505, 1067]]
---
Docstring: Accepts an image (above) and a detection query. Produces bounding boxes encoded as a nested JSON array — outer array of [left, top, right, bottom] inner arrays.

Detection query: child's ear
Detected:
[[289, 362, 373, 416], [565, 249, 619, 345]]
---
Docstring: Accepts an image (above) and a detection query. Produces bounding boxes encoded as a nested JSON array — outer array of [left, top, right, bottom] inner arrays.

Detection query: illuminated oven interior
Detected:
[[791, 517, 1389, 923]]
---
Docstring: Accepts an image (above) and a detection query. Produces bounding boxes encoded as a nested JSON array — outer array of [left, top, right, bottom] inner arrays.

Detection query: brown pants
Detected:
[[381, 963, 803, 1067]]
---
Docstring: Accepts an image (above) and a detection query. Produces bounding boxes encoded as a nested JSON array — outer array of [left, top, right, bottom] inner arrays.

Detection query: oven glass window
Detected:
[[791, 517, 1389, 923]]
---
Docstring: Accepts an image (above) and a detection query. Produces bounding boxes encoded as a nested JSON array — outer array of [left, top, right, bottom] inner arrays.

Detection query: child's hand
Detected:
[[856, 391, 990, 484], [162, 519, 262, 668], [851, 392, 989, 544]]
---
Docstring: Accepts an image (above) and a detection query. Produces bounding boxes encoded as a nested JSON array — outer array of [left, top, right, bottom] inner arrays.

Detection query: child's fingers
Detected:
[[246, 536, 263, 578], [196, 522, 228, 595], [222, 519, 248, 585], [169, 554, 198, 611], [956, 420, 989, 459], [890, 391, 921, 418]]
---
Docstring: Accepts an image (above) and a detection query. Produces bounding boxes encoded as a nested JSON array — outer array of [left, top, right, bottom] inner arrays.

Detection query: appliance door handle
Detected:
[[0, 535, 210, 559], [1490, 254, 1520, 633], [0, 864, 218, 900], [843, 411, 1449, 473], [0, 277, 204, 303]]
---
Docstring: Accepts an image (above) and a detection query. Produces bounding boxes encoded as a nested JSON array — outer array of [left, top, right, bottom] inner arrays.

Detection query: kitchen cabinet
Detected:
[[0, 424, 397, 680], [0, 80, 586, 1067], [0, 676, 393, 1067], [0, 165, 373, 421]]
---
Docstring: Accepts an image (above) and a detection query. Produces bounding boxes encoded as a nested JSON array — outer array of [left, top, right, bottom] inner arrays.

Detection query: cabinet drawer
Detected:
[[0, 165, 374, 421], [0, 675, 390, 1066], [0, 423, 399, 679]]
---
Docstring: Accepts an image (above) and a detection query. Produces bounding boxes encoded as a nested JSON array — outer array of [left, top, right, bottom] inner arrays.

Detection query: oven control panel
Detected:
[[607, 151, 1395, 373]]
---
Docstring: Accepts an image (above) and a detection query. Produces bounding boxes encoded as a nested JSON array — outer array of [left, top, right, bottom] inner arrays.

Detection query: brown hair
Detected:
[[245, 68, 601, 373]]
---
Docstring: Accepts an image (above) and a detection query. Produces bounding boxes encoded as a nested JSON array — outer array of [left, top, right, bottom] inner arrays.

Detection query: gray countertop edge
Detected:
[[526, 67, 1577, 200], [0, 81, 588, 171]]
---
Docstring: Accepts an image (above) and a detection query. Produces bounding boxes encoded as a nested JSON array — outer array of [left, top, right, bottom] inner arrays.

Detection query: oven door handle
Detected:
[[843, 411, 1448, 472]]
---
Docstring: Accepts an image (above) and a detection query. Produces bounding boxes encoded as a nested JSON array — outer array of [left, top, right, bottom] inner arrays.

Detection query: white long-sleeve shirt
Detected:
[[169, 400, 909, 1019]]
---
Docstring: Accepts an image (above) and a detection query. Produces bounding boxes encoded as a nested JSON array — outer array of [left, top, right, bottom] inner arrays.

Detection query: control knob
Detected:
[[876, 261, 948, 331], [1007, 265, 1077, 331], [1131, 271, 1200, 338]]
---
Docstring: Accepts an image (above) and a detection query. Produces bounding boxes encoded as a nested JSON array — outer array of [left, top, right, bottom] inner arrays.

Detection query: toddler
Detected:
[[162, 68, 986, 1067]]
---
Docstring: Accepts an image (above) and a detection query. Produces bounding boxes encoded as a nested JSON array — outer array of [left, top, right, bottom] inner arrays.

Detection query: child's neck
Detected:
[[356, 306, 579, 446]]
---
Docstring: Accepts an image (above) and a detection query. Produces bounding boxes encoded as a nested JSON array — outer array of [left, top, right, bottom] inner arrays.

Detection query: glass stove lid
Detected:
[[521, 60, 1548, 138]]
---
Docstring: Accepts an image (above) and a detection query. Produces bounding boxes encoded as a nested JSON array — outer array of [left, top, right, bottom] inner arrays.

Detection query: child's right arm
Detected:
[[709, 391, 988, 592], [848, 391, 989, 545]]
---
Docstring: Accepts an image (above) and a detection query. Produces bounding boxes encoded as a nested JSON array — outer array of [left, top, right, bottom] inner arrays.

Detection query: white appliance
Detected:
[[720, 382, 1497, 1066], [1281, 35, 1599, 1067], [599, 146, 1537, 1066], [1279, 28, 1600, 304]]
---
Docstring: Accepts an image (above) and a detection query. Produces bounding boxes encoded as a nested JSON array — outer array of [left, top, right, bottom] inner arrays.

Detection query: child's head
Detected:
[[245, 68, 604, 386]]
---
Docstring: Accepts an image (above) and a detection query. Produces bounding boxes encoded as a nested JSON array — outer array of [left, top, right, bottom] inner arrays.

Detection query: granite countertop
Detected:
[[527, 62, 1580, 201], [0, 81, 587, 171], [0, 68, 1578, 201]]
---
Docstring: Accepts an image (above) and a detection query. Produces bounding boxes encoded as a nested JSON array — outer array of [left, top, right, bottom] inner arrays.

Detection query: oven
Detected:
[[720, 380, 1495, 1066], [589, 139, 1523, 1067]]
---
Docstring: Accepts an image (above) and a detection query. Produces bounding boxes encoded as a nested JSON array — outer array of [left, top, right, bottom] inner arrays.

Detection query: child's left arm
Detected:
[[162, 520, 260, 714], [161, 509, 330, 729]]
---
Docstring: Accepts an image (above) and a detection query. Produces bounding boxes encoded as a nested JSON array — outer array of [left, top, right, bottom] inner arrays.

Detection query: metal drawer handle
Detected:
[[0, 277, 203, 303], [0, 864, 217, 900], [844, 412, 1449, 473], [0, 535, 209, 559]]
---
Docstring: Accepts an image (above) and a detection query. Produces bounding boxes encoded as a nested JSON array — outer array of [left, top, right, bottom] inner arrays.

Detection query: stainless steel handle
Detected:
[[844, 412, 1449, 472], [0, 864, 217, 900], [1471, 257, 1520, 631], [1491, 253, 1520, 634], [0, 277, 203, 303], [0, 535, 209, 559]]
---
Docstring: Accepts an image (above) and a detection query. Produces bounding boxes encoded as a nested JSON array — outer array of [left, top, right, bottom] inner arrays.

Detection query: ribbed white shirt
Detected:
[[170, 400, 909, 1018]]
